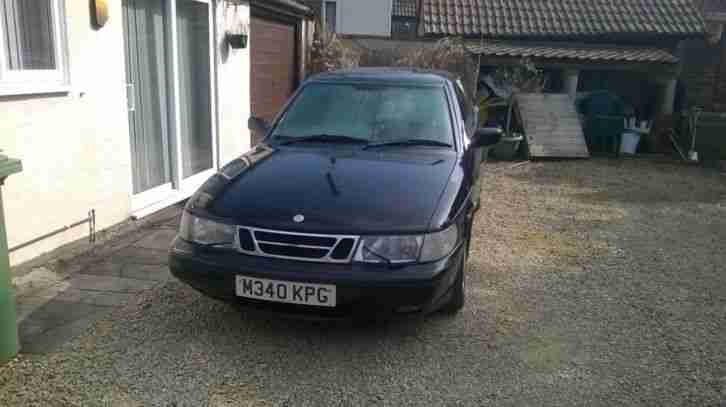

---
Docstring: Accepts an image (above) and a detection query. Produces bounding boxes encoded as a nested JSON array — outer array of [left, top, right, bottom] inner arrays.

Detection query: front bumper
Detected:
[[168, 237, 464, 319]]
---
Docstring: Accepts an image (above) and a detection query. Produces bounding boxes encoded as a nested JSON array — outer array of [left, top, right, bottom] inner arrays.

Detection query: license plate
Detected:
[[235, 276, 336, 307]]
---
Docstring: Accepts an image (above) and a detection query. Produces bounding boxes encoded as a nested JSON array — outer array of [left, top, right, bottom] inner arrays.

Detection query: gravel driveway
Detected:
[[2, 158, 725, 407]]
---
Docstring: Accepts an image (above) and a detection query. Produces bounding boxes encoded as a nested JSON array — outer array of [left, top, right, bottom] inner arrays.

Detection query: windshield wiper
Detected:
[[363, 139, 453, 150], [278, 134, 369, 145]]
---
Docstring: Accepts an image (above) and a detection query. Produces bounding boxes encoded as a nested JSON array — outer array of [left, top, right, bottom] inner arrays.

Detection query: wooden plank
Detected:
[[516, 93, 590, 158]]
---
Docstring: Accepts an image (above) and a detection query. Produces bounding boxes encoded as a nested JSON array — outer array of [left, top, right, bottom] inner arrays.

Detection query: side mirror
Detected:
[[248, 116, 270, 134], [473, 127, 503, 147]]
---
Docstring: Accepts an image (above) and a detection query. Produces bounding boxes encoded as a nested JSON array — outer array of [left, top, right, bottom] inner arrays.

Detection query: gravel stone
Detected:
[[1, 158, 725, 406]]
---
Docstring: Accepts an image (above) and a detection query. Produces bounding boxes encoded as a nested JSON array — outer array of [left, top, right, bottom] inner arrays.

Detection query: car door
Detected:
[[453, 80, 484, 208]]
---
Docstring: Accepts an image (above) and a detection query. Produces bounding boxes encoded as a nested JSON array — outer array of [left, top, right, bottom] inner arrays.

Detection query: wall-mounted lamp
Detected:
[[226, 32, 248, 49], [225, 3, 249, 49], [90, 0, 109, 29]]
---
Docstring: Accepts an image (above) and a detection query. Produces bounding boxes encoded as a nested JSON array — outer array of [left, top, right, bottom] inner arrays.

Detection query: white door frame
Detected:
[[130, 0, 218, 217]]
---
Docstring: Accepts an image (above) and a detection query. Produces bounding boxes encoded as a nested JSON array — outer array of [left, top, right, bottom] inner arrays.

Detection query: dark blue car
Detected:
[[169, 68, 501, 319]]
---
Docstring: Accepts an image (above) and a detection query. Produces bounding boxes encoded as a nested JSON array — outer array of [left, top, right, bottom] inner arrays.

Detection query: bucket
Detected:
[[620, 131, 641, 155]]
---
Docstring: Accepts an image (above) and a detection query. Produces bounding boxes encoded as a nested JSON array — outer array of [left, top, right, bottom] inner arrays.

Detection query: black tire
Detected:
[[441, 244, 468, 314]]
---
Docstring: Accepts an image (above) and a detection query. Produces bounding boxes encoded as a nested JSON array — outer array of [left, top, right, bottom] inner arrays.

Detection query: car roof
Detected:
[[307, 67, 458, 86]]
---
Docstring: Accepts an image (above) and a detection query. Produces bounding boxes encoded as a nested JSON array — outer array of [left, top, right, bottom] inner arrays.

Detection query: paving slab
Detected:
[[19, 303, 114, 354], [14, 278, 152, 353], [122, 264, 172, 282], [29, 285, 136, 307], [12, 267, 64, 298], [10, 206, 182, 356], [61, 274, 160, 293], [133, 228, 177, 251], [20, 297, 112, 324], [17, 319, 47, 339], [109, 246, 169, 266], [80, 261, 125, 277], [15, 296, 51, 323]]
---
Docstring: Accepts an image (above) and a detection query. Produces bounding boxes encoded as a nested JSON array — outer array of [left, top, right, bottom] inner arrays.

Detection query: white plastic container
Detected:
[[620, 131, 641, 155]]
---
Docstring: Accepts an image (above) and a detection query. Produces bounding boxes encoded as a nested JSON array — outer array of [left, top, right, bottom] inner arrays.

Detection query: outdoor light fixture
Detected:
[[225, 3, 249, 49], [91, 0, 109, 29], [226, 31, 248, 49]]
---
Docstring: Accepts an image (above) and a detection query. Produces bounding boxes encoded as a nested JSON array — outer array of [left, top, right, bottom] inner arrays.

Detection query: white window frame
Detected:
[[0, 0, 70, 96]]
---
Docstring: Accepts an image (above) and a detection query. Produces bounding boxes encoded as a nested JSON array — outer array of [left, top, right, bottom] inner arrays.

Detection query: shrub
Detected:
[[392, 38, 478, 100], [491, 58, 546, 94], [307, 28, 359, 75], [307, 34, 478, 98]]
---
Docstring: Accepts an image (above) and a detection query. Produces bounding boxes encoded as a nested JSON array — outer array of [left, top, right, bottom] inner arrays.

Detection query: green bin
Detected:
[[585, 115, 625, 155], [0, 152, 22, 364]]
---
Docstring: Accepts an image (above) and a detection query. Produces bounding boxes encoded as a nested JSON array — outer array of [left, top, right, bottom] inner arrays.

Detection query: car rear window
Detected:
[[272, 83, 454, 145]]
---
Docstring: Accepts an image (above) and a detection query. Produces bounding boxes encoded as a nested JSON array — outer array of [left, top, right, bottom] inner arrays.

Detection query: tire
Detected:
[[441, 243, 468, 314]]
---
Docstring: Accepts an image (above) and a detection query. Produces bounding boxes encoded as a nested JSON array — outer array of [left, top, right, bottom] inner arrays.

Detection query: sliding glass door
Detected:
[[122, 0, 216, 213], [176, 0, 214, 181], [123, 0, 173, 197]]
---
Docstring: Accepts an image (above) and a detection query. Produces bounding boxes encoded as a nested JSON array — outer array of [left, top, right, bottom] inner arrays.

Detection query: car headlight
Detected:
[[354, 224, 459, 264], [354, 235, 423, 264], [420, 223, 459, 262], [179, 211, 236, 248]]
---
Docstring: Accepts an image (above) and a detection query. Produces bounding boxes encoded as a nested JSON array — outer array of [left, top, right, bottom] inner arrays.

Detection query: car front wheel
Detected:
[[440, 243, 468, 314]]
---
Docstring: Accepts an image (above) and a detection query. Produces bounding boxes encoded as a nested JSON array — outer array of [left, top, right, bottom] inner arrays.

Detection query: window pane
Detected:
[[274, 83, 454, 145], [177, 0, 213, 178], [3, 0, 56, 70], [125, 0, 172, 194], [325, 1, 336, 33]]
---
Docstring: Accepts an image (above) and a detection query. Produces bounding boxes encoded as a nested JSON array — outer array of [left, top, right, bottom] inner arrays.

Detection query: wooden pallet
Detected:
[[516, 93, 590, 159]]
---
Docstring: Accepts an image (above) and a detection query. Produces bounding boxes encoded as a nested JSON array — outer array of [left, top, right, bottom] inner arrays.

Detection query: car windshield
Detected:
[[271, 83, 454, 146]]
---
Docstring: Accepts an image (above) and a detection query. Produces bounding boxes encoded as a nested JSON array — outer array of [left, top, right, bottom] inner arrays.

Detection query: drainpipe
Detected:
[[0, 152, 22, 364], [658, 77, 678, 115]]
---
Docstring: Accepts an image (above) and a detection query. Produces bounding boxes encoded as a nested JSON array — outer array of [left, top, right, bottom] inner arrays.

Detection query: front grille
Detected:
[[254, 230, 337, 247], [257, 243, 328, 259], [330, 238, 355, 260], [236, 226, 359, 263]]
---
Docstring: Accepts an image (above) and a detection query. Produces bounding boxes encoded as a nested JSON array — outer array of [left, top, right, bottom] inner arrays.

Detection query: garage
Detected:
[[250, 1, 310, 145]]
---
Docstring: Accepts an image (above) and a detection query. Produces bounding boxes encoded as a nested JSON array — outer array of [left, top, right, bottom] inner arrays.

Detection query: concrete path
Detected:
[[12, 207, 181, 354]]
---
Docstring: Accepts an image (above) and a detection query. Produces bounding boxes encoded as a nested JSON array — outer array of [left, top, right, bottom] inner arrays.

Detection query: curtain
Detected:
[[2, 0, 56, 70], [124, 0, 172, 193]]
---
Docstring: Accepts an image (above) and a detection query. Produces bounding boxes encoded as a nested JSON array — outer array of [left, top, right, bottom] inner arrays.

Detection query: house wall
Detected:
[[216, 1, 252, 165], [338, 0, 392, 37], [2, 0, 132, 266], [2, 0, 253, 266]]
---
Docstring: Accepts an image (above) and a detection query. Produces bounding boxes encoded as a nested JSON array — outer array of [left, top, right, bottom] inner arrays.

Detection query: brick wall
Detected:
[[680, 37, 722, 110], [679, 0, 726, 112]]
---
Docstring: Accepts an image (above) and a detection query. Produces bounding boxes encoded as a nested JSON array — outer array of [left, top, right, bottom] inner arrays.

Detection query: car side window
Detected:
[[454, 80, 475, 129]]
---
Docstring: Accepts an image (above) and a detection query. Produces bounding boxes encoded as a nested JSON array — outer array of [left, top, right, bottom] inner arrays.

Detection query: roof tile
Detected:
[[422, 0, 705, 38], [393, 0, 418, 17], [468, 41, 680, 63]]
